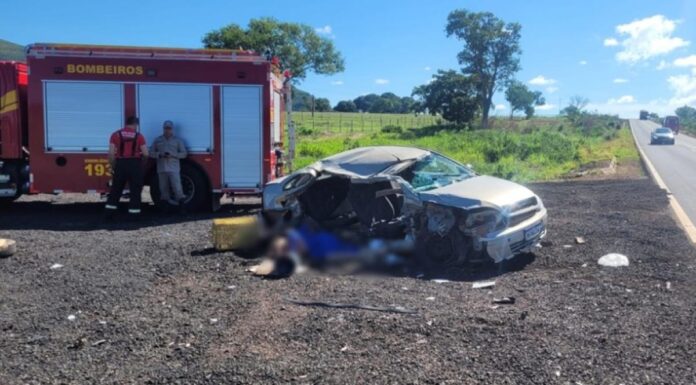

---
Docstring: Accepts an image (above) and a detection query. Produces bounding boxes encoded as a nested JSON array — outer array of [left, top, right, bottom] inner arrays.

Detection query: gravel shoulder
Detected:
[[1, 177, 695, 385]]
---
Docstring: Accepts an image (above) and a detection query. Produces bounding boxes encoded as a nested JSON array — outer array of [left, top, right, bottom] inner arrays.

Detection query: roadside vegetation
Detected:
[[675, 105, 696, 136], [293, 114, 638, 182]]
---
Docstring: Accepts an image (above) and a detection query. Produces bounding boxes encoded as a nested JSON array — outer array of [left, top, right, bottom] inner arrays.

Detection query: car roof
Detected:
[[318, 146, 431, 177]]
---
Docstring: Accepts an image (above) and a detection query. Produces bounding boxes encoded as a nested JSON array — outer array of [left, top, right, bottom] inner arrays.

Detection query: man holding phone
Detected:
[[150, 120, 188, 211]]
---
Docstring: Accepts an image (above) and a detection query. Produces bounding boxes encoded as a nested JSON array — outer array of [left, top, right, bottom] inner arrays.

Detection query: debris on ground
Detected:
[[284, 298, 417, 314], [431, 279, 450, 283], [50, 263, 64, 270], [91, 339, 107, 347], [67, 314, 76, 321], [598, 253, 630, 267], [575, 236, 586, 244], [472, 280, 496, 289], [492, 297, 516, 305], [0, 238, 17, 257]]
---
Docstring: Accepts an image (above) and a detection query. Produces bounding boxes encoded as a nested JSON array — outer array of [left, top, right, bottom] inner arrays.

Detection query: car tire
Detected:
[[149, 162, 210, 212]]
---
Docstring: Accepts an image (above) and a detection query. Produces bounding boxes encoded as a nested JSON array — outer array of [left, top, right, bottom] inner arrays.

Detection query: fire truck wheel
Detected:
[[0, 196, 20, 206], [149, 163, 210, 212]]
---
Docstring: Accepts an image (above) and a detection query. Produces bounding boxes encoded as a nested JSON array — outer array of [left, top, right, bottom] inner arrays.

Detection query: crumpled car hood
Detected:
[[419, 175, 536, 209]]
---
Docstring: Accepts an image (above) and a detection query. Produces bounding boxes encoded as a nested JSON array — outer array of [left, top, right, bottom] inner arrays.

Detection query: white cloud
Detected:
[[579, 60, 588, 65], [315, 25, 332, 35], [674, 54, 696, 67], [528, 75, 556, 86], [494, 104, 506, 110], [607, 15, 690, 63], [604, 38, 619, 47], [536, 104, 557, 111], [546, 86, 559, 94], [657, 60, 670, 70], [424, 66, 431, 71], [668, 72, 696, 105], [330, 80, 344, 86], [608, 95, 636, 104], [375, 78, 389, 85], [613, 78, 629, 84]]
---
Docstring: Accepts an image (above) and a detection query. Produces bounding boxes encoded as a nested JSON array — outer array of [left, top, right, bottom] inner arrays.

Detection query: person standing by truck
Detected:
[[105, 116, 148, 218], [150, 120, 188, 212]]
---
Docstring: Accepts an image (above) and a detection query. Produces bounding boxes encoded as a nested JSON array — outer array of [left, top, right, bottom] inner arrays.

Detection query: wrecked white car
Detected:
[[263, 146, 547, 265]]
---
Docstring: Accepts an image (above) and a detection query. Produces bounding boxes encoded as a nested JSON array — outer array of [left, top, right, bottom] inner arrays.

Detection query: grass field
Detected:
[[294, 111, 443, 134], [291, 114, 639, 182], [294, 111, 568, 134]]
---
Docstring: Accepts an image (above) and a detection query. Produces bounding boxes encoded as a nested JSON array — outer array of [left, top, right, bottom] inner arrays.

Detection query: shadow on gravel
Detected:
[[0, 201, 260, 231], [402, 252, 537, 282]]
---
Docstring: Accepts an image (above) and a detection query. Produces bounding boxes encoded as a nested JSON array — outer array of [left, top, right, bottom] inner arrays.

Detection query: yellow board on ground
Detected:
[[212, 215, 262, 251]]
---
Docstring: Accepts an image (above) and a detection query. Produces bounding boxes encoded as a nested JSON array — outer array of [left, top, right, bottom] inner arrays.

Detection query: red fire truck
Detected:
[[0, 43, 286, 210]]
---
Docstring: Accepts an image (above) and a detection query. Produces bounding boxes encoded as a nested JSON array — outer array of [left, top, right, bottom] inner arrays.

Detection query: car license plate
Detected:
[[525, 222, 544, 241]]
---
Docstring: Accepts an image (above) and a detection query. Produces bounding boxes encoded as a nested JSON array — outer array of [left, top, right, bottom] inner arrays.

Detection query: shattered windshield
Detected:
[[404, 153, 474, 192]]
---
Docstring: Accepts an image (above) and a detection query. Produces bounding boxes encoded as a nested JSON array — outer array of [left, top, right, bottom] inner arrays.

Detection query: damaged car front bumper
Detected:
[[481, 206, 547, 263]]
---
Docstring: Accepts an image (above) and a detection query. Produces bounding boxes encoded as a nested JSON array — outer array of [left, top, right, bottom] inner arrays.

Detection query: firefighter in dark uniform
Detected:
[[104, 116, 149, 218]]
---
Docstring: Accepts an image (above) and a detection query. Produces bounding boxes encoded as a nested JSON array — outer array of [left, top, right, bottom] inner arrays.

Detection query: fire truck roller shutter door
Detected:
[[44, 82, 123, 152], [136, 84, 213, 152], [221, 85, 262, 188]]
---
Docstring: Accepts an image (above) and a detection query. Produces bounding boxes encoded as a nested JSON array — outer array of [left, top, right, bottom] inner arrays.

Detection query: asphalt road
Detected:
[[629, 119, 696, 230]]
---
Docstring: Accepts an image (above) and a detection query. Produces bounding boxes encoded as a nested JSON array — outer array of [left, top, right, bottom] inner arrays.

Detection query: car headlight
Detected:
[[460, 209, 506, 236]]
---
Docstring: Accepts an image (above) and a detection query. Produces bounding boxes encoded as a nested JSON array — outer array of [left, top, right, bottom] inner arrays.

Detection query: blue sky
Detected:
[[2, 0, 695, 117]]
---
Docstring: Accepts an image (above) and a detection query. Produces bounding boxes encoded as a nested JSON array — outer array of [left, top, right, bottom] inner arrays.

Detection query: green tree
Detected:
[[412, 69, 478, 125], [399, 96, 416, 113], [505, 81, 545, 119], [291, 88, 314, 111], [314, 98, 331, 112], [334, 100, 357, 112], [561, 96, 589, 125], [675, 105, 696, 125], [446, 10, 522, 128], [353, 94, 381, 112], [202, 17, 345, 81]]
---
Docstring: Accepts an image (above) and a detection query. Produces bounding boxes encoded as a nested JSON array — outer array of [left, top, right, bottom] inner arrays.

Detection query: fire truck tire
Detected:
[[149, 163, 210, 212], [0, 238, 16, 257], [0, 195, 20, 206]]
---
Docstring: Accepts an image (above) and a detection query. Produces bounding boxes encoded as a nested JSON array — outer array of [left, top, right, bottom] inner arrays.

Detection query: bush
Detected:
[[297, 125, 316, 136], [298, 143, 327, 158], [381, 125, 403, 134]]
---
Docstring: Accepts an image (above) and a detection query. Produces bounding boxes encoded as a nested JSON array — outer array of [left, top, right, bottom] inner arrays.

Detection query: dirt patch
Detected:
[[1, 179, 696, 384], [565, 158, 644, 181]]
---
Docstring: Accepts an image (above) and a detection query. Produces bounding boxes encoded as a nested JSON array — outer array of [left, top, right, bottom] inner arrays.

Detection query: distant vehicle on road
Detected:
[[651, 127, 675, 145], [639, 110, 649, 120], [663, 116, 680, 135]]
